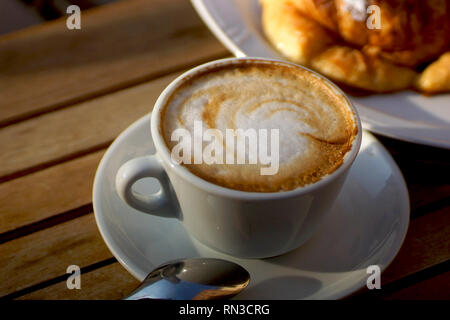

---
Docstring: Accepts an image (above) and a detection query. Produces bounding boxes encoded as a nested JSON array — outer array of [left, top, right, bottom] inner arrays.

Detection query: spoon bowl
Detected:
[[124, 258, 250, 300]]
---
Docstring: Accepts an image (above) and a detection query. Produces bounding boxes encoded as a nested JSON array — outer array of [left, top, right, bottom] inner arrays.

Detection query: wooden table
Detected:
[[0, 0, 448, 300]]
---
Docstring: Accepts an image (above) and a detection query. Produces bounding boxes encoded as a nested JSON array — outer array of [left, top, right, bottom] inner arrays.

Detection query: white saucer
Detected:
[[93, 114, 410, 299], [191, 0, 450, 149]]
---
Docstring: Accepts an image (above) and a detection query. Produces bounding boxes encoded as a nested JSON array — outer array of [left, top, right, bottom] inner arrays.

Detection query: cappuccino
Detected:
[[161, 60, 357, 192]]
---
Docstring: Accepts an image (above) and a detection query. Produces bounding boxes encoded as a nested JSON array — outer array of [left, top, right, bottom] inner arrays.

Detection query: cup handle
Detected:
[[115, 155, 178, 218]]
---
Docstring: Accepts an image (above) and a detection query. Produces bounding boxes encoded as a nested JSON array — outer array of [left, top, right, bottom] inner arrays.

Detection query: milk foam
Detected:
[[161, 61, 357, 192]]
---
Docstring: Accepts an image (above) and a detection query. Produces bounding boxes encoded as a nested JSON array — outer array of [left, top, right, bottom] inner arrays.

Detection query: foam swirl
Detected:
[[161, 62, 357, 192]]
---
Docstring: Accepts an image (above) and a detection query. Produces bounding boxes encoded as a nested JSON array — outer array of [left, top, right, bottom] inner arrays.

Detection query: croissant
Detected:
[[261, 0, 450, 93]]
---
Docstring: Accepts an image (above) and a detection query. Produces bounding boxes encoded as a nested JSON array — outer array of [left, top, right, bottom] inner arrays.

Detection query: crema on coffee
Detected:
[[161, 60, 358, 192]]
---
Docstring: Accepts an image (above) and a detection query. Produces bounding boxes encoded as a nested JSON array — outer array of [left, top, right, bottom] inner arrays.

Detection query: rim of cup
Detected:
[[151, 57, 362, 201]]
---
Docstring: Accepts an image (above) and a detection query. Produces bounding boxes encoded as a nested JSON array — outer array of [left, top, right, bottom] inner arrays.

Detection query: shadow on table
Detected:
[[262, 135, 409, 274], [239, 275, 322, 300]]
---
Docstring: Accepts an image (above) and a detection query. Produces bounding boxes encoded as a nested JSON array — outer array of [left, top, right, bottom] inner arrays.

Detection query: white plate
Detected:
[[191, 0, 450, 149], [93, 114, 410, 299]]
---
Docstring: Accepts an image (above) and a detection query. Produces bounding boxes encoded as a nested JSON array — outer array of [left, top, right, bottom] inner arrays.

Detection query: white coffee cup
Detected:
[[115, 58, 362, 258]]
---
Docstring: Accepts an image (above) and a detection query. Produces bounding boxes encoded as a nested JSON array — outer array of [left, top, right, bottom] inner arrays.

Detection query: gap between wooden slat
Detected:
[[10, 256, 450, 300], [0, 204, 93, 245], [0, 133, 447, 249], [0, 150, 104, 236], [380, 206, 450, 284], [410, 197, 450, 219], [2, 258, 118, 300], [2, 196, 448, 249], [1, 129, 448, 247], [16, 260, 139, 300], [0, 99, 447, 247], [0, 214, 113, 297], [0, 0, 228, 126], [380, 270, 450, 300], [1, 204, 448, 299], [350, 259, 450, 300], [0, 143, 110, 184], [0, 70, 183, 180], [0, 52, 227, 129]]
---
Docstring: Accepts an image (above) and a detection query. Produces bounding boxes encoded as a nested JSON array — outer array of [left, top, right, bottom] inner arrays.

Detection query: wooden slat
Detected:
[[0, 151, 103, 235], [0, 214, 112, 297], [10, 205, 450, 299], [382, 206, 450, 283], [18, 262, 139, 300], [408, 184, 450, 213], [0, 71, 181, 180], [0, 0, 227, 125], [382, 271, 450, 300]]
